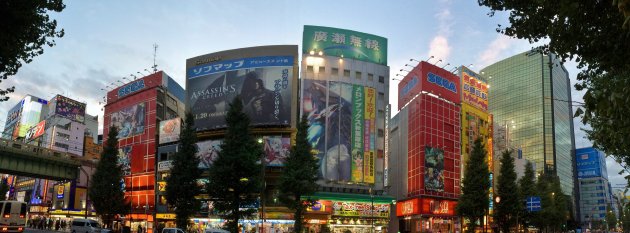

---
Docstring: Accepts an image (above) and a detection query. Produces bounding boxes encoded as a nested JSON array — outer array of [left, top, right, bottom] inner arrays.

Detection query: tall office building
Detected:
[[481, 49, 576, 197], [575, 147, 612, 228]]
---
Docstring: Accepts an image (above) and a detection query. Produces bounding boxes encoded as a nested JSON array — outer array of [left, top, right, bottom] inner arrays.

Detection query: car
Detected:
[[204, 227, 229, 233], [71, 219, 102, 233], [161, 228, 185, 233]]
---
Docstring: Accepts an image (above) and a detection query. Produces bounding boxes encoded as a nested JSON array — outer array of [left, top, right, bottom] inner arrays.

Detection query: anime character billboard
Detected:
[[110, 102, 146, 139]]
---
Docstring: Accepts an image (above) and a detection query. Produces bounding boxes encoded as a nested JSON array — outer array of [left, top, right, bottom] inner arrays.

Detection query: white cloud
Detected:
[[477, 34, 514, 68], [427, 36, 451, 62]]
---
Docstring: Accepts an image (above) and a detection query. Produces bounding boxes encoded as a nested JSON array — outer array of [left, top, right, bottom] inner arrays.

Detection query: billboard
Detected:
[[262, 136, 290, 166], [332, 201, 390, 218], [187, 56, 293, 131], [25, 120, 46, 141], [398, 62, 461, 109], [117, 146, 132, 176], [54, 95, 86, 123], [110, 102, 146, 139], [424, 146, 445, 192], [159, 118, 181, 144], [303, 25, 388, 65], [576, 148, 604, 178], [195, 140, 222, 169], [460, 66, 488, 111], [302, 79, 375, 184]]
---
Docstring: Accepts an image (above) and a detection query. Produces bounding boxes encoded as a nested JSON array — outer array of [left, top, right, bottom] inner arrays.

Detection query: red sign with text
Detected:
[[420, 198, 457, 216], [396, 198, 419, 216], [398, 61, 461, 110]]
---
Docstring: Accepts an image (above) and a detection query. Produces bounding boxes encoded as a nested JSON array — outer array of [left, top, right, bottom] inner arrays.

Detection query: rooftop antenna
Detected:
[[152, 43, 159, 73]]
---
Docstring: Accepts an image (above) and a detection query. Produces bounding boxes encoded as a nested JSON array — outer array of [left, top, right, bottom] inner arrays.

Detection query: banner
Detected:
[[54, 95, 86, 123], [332, 201, 390, 218], [111, 102, 146, 139], [302, 79, 328, 178], [303, 25, 388, 65], [461, 66, 488, 111], [187, 56, 293, 130], [117, 146, 132, 176], [159, 118, 181, 144], [25, 120, 46, 141], [195, 140, 222, 169], [424, 146, 445, 192], [364, 87, 376, 184], [351, 85, 365, 183], [262, 136, 290, 166]]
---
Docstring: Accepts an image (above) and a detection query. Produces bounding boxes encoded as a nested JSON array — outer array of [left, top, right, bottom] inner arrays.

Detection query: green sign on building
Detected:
[[303, 25, 388, 65]]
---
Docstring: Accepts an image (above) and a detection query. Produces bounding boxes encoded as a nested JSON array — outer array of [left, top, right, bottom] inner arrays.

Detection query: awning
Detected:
[[303, 192, 395, 204]]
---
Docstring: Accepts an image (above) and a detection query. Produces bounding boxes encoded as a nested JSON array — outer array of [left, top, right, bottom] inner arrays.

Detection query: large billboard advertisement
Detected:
[[110, 102, 146, 139], [25, 120, 46, 141], [460, 66, 488, 111], [54, 95, 86, 123], [159, 118, 181, 144], [262, 136, 290, 166], [576, 148, 604, 178], [118, 146, 132, 176], [195, 140, 223, 169], [187, 56, 293, 131], [424, 146, 445, 192], [302, 79, 375, 184], [303, 25, 388, 65]]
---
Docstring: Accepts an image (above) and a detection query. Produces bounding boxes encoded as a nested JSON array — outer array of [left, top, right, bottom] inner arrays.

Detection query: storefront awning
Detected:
[[303, 192, 395, 204]]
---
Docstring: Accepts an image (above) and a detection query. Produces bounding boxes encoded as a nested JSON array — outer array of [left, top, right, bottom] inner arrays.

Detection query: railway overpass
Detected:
[[0, 138, 81, 180]]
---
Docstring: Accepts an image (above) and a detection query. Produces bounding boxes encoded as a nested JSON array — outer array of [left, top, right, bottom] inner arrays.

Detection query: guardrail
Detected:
[[0, 138, 81, 165]]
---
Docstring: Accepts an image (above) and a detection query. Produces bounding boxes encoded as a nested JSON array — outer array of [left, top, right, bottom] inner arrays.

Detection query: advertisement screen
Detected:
[[303, 25, 388, 65], [461, 66, 488, 111], [576, 150, 601, 178], [302, 79, 375, 184], [25, 120, 46, 141], [424, 146, 445, 192], [159, 118, 181, 144], [54, 95, 86, 123], [187, 56, 293, 131], [195, 140, 223, 169], [118, 146, 132, 176], [110, 102, 146, 139], [262, 136, 290, 167]]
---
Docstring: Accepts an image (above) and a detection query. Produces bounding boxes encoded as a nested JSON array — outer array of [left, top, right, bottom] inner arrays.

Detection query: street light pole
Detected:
[[370, 188, 374, 233]]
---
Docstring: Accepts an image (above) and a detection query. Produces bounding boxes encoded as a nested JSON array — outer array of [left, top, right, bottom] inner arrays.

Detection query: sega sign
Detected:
[[118, 80, 146, 98], [427, 72, 457, 93], [400, 76, 419, 97]]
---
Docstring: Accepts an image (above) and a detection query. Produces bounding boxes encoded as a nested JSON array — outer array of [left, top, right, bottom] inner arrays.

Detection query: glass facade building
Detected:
[[481, 50, 576, 196]]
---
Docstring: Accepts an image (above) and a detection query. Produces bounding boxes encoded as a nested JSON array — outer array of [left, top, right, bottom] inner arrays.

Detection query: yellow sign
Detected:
[[156, 213, 176, 220], [158, 181, 167, 192]]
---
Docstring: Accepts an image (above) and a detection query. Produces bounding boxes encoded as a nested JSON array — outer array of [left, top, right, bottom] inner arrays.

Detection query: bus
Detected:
[[0, 201, 27, 233]]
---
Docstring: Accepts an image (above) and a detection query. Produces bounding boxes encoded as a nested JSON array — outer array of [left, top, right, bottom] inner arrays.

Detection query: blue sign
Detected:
[[239, 199, 260, 209], [427, 72, 457, 93], [187, 56, 294, 79], [575, 148, 603, 178], [526, 196, 541, 212], [400, 76, 419, 97], [118, 79, 146, 98]]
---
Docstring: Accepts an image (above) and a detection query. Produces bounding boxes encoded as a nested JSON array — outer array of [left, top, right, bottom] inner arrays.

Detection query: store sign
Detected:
[[427, 72, 457, 93], [25, 120, 46, 141], [158, 161, 173, 171], [29, 206, 49, 213], [396, 198, 419, 216], [158, 181, 166, 192], [156, 213, 176, 220], [332, 201, 389, 218], [57, 185, 64, 199], [420, 198, 457, 216], [307, 200, 332, 214], [400, 76, 419, 97], [118, 79, 146, 98], [461, 67, 488, 111]]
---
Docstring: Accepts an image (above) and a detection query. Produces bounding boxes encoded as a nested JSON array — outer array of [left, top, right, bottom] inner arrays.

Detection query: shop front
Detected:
[[396, 197, 460, 233], [304, 192, 394, 233]]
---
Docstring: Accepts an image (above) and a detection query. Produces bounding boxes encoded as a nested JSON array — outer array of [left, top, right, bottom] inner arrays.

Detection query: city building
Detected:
[[2, 95, 48, 140], [182, 45, 299, 232], [575, 147, 613, 228], [481, 49, 576, 198], [300, 25, 393, 232], [104, 71, 186, 233], [389, 61, 462, 233]]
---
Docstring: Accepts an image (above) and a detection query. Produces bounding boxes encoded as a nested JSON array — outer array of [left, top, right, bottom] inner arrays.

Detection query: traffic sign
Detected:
[[526, 196, 541, 212]]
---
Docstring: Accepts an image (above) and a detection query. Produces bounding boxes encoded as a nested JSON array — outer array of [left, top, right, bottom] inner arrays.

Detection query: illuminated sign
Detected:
[[427, 72, 457, 93], [25, 120, 46, 141], [420, 198, 457, 216], [400, 76, 419, 97], [332, 201, 390, 218], [118, 80, 146, 98], [158, 161, 173, 172], [396, 198, 419, 216], [461, 67, 488, 111], [156, 213, 176, 219], [57, 185, 64, 199]]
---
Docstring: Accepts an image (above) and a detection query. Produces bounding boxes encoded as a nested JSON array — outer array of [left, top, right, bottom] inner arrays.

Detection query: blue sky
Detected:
[[2, 0, 624, 189]]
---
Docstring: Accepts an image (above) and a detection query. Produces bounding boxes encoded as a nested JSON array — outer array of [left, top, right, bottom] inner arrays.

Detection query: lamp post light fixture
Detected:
[[425, 56, 435, 63], [433, 59, 443, 65]]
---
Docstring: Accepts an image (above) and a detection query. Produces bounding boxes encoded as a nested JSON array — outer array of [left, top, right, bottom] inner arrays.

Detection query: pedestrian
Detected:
[[55, 220, 60, 231], [137, 224, 143, 233]]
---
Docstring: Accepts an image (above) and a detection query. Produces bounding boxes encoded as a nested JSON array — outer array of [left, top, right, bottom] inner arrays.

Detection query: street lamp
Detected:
[[369, 188, 374, 233]]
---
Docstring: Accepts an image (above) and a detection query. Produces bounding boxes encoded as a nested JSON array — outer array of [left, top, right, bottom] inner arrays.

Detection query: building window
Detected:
[[378, 92, 385, 100], [378, 110, 385, 119], [332, 67, 339, 75], [54, 142, 69, 150], [378, 129, 384, 137], [344, 69, 351, 77], [307, 66, 314, 72], [378, 75, 385, 83], [318, 66, 325, 73], [368, 73, 374, 81], [355, 71, 362, 79]]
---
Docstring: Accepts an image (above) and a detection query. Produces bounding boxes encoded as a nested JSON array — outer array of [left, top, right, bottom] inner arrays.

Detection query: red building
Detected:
[[389, 61, 461, 233], [104, 71, 186, 233]]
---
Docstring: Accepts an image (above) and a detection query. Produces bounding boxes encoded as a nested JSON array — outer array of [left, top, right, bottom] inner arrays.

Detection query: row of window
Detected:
[[306, 65, 386, 83]]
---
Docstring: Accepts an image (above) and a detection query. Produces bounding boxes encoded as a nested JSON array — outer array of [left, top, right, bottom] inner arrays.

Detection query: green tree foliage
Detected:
[[0, 178, 9, 201], [456, 138, 490, 233], [494, 150, 519, 232], [279, 116, 319, 233], [606, 204, 618, 230], [89, 126, 129, 228], [207, 97, 262, 233], [165, 113, 201, 229], [622, 204, 630, 232], [476, 0, 630, 179], [518, 161, 536, 231], [0, 0, 65, 101], [533, 173, 567, 232]]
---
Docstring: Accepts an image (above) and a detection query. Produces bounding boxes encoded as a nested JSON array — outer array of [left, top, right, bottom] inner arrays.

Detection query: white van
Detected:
[[71, 218, 102, 233], [0, 201, 27, 233]]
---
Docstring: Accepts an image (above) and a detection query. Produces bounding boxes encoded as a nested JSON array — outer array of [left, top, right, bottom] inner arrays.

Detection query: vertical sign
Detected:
[[351, 85, 365, 182], [364, 87, 376, 184], [384, 104, 390, 187]]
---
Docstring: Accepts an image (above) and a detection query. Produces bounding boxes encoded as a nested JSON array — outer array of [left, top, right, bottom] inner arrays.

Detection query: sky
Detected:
[[2, 0, 625, 190]]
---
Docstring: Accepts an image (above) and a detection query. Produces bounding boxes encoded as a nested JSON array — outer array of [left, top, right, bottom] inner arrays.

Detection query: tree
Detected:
[[622, 204, 630, 232], [0, 0, 65, 101], [534, 173, 567, 232], [476, 0, 630, 181], [279, 116, 319, 233], [456, 138, 490, 233], [89, 126, 128, 228], [606, 204, 618, 231], [518, 161, 536, 232], [0, 178, 9, 201], [494, 150, 520, 233], [207, 97, 262, 233], [165, 113, 201, 229]]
